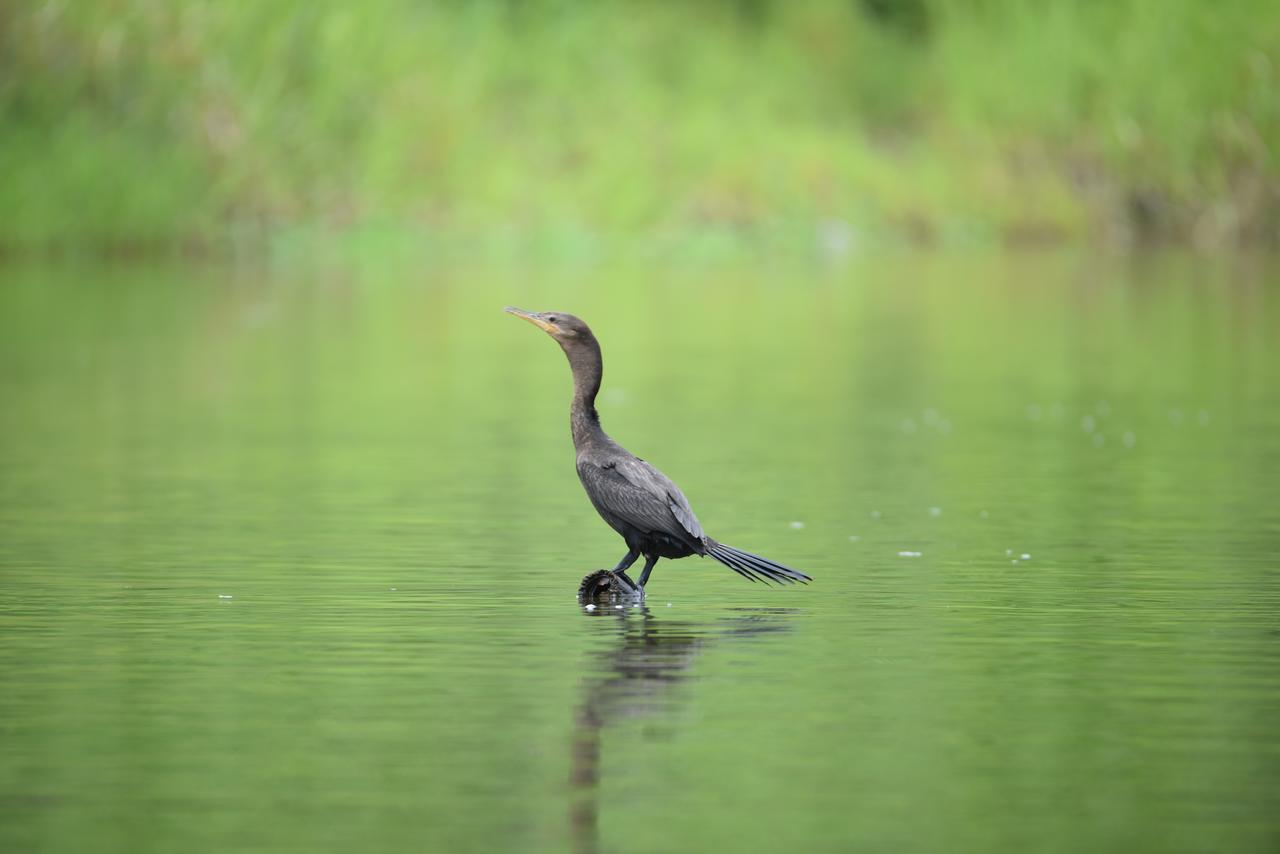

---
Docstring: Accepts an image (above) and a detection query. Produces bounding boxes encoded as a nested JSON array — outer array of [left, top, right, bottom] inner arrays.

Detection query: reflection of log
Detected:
[[569, 698, 603, 854]]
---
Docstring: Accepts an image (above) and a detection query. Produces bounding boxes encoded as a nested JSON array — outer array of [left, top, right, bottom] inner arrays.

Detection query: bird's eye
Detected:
[[546, 315, 558, 324]]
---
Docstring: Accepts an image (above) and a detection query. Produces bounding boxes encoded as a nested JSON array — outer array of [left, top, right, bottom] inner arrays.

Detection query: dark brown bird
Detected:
[[505, 307, 810, 593]]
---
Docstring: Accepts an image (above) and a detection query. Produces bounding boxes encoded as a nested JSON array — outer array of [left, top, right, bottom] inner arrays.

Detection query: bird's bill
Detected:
[[504, 306, 556, 333]]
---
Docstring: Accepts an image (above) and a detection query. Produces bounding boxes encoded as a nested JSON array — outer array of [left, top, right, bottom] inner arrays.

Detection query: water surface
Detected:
[[1, 253, 1277, 852]]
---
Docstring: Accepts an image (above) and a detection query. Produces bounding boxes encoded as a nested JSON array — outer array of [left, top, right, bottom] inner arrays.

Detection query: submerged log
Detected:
[[577, 570, 641, 602]]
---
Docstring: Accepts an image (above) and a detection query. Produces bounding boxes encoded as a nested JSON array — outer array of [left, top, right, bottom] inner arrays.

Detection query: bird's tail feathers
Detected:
[[706, 541, 811, 585]]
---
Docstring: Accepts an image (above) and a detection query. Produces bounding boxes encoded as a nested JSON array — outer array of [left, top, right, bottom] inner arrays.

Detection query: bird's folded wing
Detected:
[[578, 457, 705, 543]]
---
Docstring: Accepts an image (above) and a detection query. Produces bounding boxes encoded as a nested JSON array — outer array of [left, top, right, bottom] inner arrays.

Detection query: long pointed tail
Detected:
[[707, 541, 811, 585]]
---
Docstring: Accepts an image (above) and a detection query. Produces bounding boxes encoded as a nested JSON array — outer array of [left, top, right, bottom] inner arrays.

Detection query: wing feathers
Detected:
[[577, 456, 705, 546]]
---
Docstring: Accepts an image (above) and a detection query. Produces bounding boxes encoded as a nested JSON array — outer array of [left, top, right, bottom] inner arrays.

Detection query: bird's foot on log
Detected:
[[578, 570, 645, 605]]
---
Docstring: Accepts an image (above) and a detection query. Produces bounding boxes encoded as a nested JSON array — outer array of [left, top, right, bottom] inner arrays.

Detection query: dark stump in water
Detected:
[[578, 570, 642, 603]]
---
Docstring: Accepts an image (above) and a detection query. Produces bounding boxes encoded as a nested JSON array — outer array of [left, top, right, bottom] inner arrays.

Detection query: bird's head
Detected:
[[504, 307, 594, 346]]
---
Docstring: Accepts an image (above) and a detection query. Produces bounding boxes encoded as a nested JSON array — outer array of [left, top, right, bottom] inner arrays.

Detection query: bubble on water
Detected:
[[789, 521, 805, 529], [1122, 431, 1136, 448], [979, 510, 989, 519], [1026, 404, 1042, 421], [870, 510, 881, 519], [218, 594, 233, 600], [898, 551, 923, 557], [1081, 415, 1096, 433], [817, 219, 856, 260], [1093, 433, 1105, 447]]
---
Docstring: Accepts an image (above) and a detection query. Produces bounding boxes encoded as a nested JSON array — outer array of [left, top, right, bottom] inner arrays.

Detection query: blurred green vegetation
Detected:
[[2, 0, 1277, 254]]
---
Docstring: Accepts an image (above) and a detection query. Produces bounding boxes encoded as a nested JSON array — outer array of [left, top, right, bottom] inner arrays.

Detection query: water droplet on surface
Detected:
[[816, 218, 856, 260]]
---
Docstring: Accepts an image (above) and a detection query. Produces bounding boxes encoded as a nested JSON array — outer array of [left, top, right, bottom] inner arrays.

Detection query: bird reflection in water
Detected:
[[568, 606, 794, 854]]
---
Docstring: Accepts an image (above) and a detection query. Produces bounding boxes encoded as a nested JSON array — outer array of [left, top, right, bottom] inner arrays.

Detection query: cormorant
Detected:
[[505, 307, 811, 593]]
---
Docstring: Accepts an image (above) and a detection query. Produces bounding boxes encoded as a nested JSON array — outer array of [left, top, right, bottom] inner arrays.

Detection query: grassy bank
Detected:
[[1, 0, 1276, 255]]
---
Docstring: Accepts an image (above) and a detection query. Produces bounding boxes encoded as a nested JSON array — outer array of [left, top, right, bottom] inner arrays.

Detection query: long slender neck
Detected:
[[563, 334, 605, 448]]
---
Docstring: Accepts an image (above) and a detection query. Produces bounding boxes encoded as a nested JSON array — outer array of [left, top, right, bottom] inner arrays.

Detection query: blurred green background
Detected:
[[4, 5, 1280, 853], [3, 0, 1278, 255]]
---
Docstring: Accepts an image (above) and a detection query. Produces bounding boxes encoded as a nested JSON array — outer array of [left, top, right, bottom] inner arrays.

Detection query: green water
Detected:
[[1, 253, 1277, 853]]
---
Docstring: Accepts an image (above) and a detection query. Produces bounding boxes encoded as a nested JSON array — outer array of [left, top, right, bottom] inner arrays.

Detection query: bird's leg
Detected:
[[611, 549, 641, 592], [637, 555, 659, 589]]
